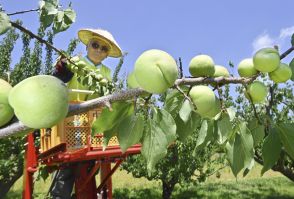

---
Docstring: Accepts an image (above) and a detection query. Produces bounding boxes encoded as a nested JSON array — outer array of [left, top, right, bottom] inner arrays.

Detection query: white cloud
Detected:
[[252, 32, 275, 53], [279, 26, 294, 39], [252, 26, 294, 54]]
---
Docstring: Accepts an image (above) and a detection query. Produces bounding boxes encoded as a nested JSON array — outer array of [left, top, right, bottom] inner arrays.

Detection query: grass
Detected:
[[5, 164, 294, 199]]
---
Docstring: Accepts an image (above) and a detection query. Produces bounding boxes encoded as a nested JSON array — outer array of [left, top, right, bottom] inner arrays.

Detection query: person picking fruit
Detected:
[[53, 28, 122, 101], [50, 28, 122, 199]]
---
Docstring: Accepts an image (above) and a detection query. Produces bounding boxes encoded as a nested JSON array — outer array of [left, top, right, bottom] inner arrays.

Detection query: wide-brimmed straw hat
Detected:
[[78, 28, 122, 58]]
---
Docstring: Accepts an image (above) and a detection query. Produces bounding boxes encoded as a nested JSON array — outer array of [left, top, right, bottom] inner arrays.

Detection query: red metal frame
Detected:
[[23, 132, 141, 199], [23, 133, 38, 199]]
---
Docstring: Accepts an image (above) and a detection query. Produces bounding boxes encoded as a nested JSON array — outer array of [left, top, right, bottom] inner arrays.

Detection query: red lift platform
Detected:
[[22, 104, 141, 199]]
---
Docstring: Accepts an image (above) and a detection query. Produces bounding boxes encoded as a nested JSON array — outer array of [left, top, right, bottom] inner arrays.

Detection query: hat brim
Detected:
[[78, 29, 122, 58]]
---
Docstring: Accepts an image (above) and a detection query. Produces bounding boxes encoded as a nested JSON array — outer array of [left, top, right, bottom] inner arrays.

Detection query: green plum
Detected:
[[269, 63, 292, 83], [238, 58, 258, 77], [189, 55, 215, 77], [245, 81, 268, 104], [0, 79, 14, 127], [134, 49, 178, 94], [253, 48, 280, 72], [214, 65, 230, 77], [9, 75, 69, 128], [127, 71, 140, 89], [189, 85, 216, 115]]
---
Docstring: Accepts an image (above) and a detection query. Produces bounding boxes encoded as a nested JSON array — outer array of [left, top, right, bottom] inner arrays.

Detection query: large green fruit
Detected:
[[202, 97, 221, 118], [127, 71, 140, 89], [253, 48, 280, 72], [269, 63, 292, 83], [288, 58, 294, 81], [189, 55, 215, 77], [9, 75, 69, 128], [238, 58, 258, 77], [134, 49, 178, 94], [0, 79, 14, 127], [245, 81, 268, 104], [189, 85, 216, 115], [214, 65, 230, 77]]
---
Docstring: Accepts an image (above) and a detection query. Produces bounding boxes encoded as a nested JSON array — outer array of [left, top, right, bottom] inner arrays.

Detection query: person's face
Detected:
[[87, 39, 110, 64]]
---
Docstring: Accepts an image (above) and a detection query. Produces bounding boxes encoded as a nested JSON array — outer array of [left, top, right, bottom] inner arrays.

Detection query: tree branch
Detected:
[[175, 75, 257, 86], [0, 76, 257, 138], [7, 9, 39, 16], [280, 45, 294, 60]]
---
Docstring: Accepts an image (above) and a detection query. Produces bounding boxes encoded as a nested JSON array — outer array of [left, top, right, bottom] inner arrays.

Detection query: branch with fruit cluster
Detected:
[[0, 76, 257, 138]]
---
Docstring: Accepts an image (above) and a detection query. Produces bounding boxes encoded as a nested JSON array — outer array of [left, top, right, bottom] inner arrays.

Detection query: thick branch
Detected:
[[0, 76, 257, 138], [175, 76, 257, 86]]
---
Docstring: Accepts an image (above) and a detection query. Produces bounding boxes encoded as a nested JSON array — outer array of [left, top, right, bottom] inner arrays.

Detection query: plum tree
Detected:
[[189, 54, 215, 77], [9, 75, 68, 128]]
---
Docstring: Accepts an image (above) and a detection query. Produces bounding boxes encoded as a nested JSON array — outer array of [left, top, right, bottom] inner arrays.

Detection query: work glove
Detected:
[[52, 56, 74, 83]]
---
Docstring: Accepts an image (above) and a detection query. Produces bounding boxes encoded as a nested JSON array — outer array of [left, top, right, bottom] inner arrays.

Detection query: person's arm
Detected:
[[52, 57, 74, 83]]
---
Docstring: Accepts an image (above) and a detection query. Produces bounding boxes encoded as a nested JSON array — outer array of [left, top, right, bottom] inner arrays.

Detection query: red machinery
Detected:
[[22, 104, 141, 199]]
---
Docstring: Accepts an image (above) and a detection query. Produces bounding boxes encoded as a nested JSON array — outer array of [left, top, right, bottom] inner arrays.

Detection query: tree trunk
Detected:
[[162, 180, 176, 199], [0, 163, 24, 198]]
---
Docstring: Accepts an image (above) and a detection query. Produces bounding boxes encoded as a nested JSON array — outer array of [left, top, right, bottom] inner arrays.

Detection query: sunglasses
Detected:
[[90, 41, 109, 53]]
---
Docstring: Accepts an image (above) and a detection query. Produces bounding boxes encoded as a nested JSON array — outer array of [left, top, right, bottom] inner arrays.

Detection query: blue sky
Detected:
[[1, 0, 294, 78]]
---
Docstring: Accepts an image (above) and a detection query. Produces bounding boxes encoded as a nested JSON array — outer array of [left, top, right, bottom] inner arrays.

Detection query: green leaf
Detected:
[[194, 120, 214, 152], [64, 8, 76, 24], [0, 12, 11, 35], [152, 107, 177, 144], [261, 127, 282, 175], [226, 122, 254, 177], [179, 99, 193, 123], [102, 126, 118, 150], [39, 0, 58, 29], [164, 89, 185, 118], [248, 120, 265, 147], [217, 113, 233, 144], [52, 8, 76, 34], [91, 101, 134, 134], [53, 20, 70, 34], [291, 33, 294, 46], [55, 10, 64, 22], [226, 107, 236, 121], [276, 123, 294, 159], [142, 119, 168, 176], [118, 114, 144, 153], [243, 158, 255, 177], [176, 111, 201, 142]]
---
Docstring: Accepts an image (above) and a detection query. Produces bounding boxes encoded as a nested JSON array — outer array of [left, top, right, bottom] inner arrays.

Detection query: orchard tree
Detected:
[[225, 70, 294, 180], [0, 1, 77, 196], [120, 85, 226, 199], [0, 1, 294, 199]]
